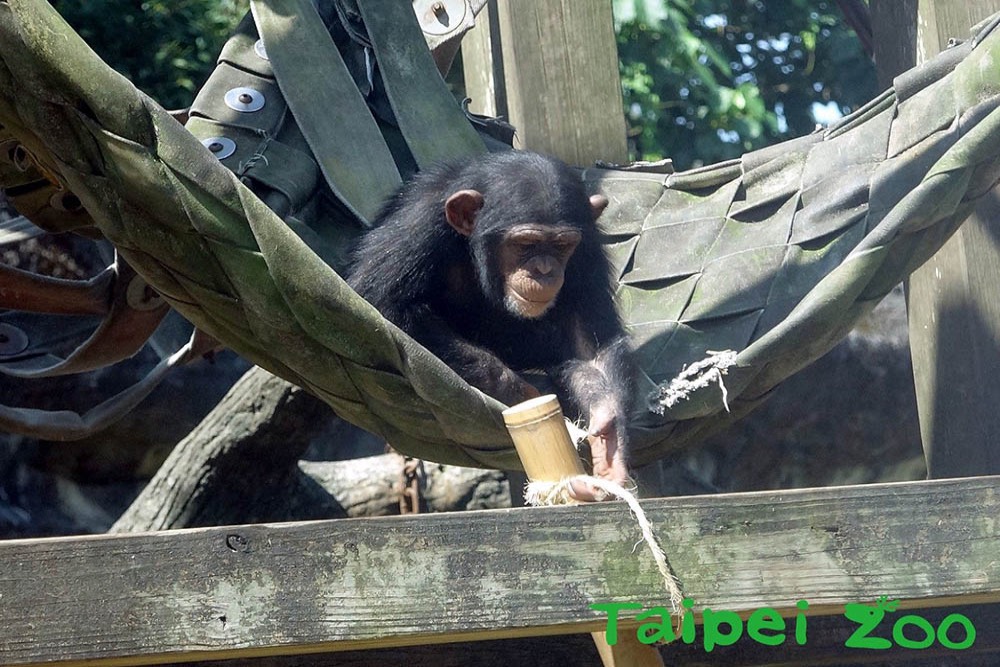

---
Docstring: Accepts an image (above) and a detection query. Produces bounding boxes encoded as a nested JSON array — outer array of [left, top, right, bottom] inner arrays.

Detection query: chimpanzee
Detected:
[[348, 150, 635, 494]]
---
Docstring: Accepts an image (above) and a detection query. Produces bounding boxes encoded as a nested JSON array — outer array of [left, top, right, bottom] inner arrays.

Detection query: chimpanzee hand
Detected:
[[570, 401, 629, 502]]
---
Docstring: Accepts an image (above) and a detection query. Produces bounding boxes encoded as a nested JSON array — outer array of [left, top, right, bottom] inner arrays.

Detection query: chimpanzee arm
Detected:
[[551, 318, 637, 493], [407, 308, 540, 406], [440, 337, 541, 406], [555, 335, 635, 441]]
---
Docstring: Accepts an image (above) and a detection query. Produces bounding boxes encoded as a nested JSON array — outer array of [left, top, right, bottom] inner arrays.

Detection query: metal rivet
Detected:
[[254, 39, 269, 61], [49, 191, 83, 212], [11, 144, 31, 172], [224, 87, 265, 113], [201, 136, 237, 160], [0, 323, 29, 356], [126, 276, 165, 312], [416, 0, 466, 36], [226, 534, 250, 552]]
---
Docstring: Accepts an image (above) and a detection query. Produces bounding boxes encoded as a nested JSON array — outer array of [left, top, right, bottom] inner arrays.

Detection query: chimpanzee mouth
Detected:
[[505, 291, 556, 318]]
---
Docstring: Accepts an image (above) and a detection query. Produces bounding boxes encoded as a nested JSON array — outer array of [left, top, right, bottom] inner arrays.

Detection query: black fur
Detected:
[[348, 151, 634, 435]]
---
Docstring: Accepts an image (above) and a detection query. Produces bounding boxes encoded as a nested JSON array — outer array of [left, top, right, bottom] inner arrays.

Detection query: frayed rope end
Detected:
[[647, 349, 737, 415]]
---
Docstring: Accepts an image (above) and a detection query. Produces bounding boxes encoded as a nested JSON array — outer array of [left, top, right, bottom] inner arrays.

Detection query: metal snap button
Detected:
[[224, 87, 266, 113], [126, 275, 165, 311], [254, 39, 269, 61], [49, 191, 83, 212], [201, 136, 237, 160]]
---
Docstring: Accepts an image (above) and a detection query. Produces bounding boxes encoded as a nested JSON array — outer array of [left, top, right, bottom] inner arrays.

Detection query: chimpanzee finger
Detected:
[[568, 430, 626, 502], [587, 403, 617, 437]]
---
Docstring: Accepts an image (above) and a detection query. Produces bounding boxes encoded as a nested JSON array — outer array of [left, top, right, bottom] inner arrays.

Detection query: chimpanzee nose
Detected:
[[533, 256, 555, 276]]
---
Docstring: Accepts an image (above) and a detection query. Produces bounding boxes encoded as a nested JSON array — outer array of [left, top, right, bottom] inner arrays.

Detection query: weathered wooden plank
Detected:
[[461, 1, 506, 118], [870, 0, 917, 91], [175, 603, 1000, 666], [490, 0, 628, 165], [906, 0, 1000, 478], [1, 476, 999, 666]]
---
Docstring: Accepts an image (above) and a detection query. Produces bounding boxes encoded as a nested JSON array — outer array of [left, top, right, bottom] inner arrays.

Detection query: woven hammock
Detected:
[[2, 0, 1000, 470]]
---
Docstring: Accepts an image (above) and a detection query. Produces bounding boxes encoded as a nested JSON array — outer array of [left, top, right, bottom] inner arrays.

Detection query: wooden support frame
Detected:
[[5, 3, 1000, 666], [1, 475, 998, 666], [462, 0, 628, 165], [906, 0, 1000, 478]]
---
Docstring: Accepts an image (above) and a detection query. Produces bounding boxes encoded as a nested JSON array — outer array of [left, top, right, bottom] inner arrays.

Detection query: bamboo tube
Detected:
[[502, 394, 586, 483], [503, 395, 665, 667]]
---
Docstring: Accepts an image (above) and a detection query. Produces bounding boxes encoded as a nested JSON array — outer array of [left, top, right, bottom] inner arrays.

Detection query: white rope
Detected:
[[524, 476, 684, 616], [648, 349, 737, 415]]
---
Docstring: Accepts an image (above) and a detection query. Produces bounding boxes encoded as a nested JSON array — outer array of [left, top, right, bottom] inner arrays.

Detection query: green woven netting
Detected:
[[2, 0, 1000, 469]]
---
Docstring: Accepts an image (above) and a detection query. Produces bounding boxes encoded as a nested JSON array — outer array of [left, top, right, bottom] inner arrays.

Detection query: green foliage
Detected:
[[615, 0, 877, 169], [48, 0, 875, 170], [50, 0, 245, 109]]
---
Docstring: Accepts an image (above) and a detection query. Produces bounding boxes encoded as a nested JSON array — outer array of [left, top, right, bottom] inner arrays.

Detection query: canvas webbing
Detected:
[[251, 0, 401, 224], [355, 0, 487, 167]]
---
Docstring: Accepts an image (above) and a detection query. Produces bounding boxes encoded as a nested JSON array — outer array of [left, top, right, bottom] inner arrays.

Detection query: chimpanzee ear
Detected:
[[445, 190, 485, 237], [589, 194, 609, 220]]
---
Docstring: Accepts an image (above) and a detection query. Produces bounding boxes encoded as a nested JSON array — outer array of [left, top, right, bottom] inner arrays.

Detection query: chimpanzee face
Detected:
[[444, 188, 608, 319], [497, 224, 581, 318]]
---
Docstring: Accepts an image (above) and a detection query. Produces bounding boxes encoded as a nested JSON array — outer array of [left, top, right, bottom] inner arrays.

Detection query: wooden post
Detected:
[[870, 0, 918, 91], [462, 0, 628, 166], [503, 395, 665, 667], [461, 0, 507, 118], [905, 0, 1000, 478]]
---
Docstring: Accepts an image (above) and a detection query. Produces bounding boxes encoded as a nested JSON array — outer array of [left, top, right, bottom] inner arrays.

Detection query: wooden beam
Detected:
[[77, 603, 1000, 665], [905, 1, 1000, 478], [1, 476, 999, 666], [870, 0, 918, 90], [461, 1, 506, 118], [463, 0, 628, 165]]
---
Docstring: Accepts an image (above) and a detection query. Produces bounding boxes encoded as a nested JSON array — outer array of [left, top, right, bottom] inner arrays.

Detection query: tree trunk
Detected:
[[111, 367, 333, 532], [112, 367, 511, 532]]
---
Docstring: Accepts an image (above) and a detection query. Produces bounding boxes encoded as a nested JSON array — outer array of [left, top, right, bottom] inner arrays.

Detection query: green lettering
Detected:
[[795, 600, 808, 645], [703, 608, 743, 652], [747, 608, 785, 646], [843, 603, 891, 649], [636, 607, 674, 645], [590, 602, 643, 646], [681, 598, 696, 644], [937, 613, 976, 650], [892, 615, 934, 649]]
